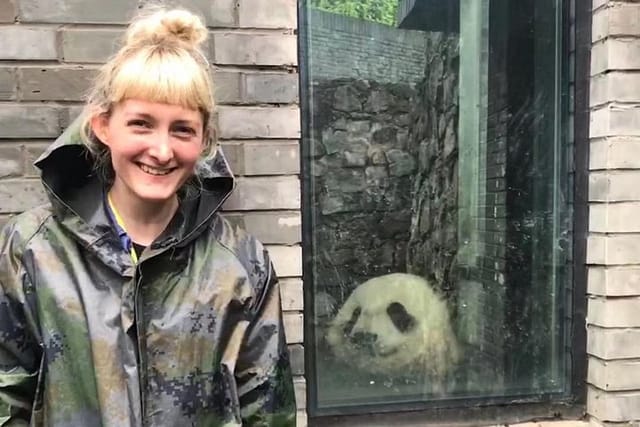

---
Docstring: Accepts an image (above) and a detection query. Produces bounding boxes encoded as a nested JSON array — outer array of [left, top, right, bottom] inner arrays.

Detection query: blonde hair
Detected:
[[80, 7, 215, 181]]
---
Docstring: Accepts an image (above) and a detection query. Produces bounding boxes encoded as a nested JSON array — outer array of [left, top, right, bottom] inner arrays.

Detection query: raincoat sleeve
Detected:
[[0, 221, 42, 426], [235, 248, 296, 427]]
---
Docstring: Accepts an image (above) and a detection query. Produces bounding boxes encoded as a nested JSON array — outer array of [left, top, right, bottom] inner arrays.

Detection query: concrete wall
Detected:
[[0, 0, 305, 424], [587, 0, 640, 424]]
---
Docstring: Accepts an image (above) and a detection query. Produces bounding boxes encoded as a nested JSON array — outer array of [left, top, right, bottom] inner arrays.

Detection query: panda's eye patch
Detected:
[[387, 302, 416, 333], [343, 307, 361, 336]]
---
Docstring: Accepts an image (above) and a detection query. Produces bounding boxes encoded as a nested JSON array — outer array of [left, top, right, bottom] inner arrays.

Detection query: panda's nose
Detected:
[[351, 332, 378, 347]]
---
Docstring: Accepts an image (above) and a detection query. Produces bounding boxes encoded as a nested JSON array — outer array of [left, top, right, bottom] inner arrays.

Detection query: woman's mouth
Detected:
[[138, 163, 175, 176]]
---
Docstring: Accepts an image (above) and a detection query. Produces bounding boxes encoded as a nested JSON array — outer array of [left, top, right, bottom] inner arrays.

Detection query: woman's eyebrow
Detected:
[[172, 119, 199, 127], [125, 112, 156, 122]]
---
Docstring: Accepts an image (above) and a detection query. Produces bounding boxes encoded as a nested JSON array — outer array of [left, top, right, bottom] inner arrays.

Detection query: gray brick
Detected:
[[224, 140, 299, 175], [61, 29, 123, 63], [20, 67, 96, 101], [589, 358, 640, 391], [592, 6, 608, 43], [18, 0, 137, 23], [591, 73, 640, 107], [588, 385, 640, 421], [0, 144, 24, 178], [212, 33, 297, 66], [293, 377, 306, 409], [296, 412, 306, 427], [593, 0, 607, 10], [217, 143, 241, 173], [593, 3, 640, 43], [267, 245, 301, 278], [588, 325, 640, 359], [587, 233, 640, 265], [149, 0, 237, 27], [217, 107, 300, 139], [0, 27, 57, 60], [247, 211, 301, 244], [0, 106, 60, 138], [0, 67, 16, 100], [590, 171, 640, 202], [589, 297, 640, 327], [0, 0, 16, 22], [245, 73, 298, 104], [284, 312, 303, 344], [280, 278, 303, 310], [60, 106, 85, 130], [287, 344, 304, 375], [245, 140, 299, 174], [591, 202, 640, 232], [24, 142, 51, 177], [212, 71, 241, 104], [589, 137, 640, 170], [238, 0, 296, 28], [588, 266, 640, 297], [592, 38, 640, 76], [0, 179, 47, 213], [223, 176, 300, 210], [591, 105, 640, 139], [222, 211, 300, 244]]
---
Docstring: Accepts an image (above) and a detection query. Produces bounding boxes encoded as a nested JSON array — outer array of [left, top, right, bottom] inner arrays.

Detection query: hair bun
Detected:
[[126, 8, 208, 49]]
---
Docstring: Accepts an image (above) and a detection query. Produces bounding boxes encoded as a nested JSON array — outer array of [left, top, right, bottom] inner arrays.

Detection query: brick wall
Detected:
[[587, 0, 640, 424], [0, 0, 305, 424], [305, 9, 428, 84]]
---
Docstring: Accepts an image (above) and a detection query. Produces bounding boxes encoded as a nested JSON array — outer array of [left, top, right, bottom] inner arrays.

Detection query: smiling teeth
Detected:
[[139, 164, 172, 176]]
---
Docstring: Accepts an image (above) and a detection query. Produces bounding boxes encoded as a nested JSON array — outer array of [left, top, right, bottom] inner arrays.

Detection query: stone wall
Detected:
[[310, 79, 415, 296], [0, 0, 305, 424], [405, 33, 459, 298], [306, 9, 428, 85]]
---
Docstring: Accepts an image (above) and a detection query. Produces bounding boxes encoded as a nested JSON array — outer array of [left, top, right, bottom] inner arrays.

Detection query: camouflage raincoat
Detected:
[[0, 119, 296, 426]]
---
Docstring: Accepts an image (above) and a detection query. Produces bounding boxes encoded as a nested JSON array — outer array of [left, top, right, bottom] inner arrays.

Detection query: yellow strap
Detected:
[[107, 193, 139, 264]]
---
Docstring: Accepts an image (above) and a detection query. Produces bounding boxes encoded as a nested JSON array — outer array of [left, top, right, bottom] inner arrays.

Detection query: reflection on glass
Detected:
[[302, 0, 571, 412]]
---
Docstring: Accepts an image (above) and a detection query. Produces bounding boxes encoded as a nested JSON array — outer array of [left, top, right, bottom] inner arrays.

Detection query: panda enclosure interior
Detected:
[[305, 0, 570, 408]]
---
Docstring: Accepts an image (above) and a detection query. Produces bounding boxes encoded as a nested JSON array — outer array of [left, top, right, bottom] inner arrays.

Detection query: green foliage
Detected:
[[310, 0, 397, 26]]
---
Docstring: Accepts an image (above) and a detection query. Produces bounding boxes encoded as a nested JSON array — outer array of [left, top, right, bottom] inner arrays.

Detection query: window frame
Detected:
[[297, 0, 590, 422]]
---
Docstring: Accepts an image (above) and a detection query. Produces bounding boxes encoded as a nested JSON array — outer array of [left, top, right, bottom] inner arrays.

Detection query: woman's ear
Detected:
[[90, 113, 110, 146]]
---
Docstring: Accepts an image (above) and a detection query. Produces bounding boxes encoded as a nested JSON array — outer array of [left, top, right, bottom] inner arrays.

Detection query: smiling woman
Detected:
[[0, 6, 296, 427], [90, 99, 205, 245]]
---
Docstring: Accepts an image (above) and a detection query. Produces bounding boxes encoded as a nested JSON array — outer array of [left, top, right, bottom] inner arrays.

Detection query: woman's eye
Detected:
[[127, 119, 151, 129], [173, 126, 196, 137]]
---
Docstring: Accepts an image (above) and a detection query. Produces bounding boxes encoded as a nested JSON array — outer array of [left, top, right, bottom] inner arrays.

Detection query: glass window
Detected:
[[300, 0, 573, 415]]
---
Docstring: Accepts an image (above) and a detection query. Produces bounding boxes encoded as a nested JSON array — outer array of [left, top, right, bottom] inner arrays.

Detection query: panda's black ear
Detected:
[[387, 302, 417, 333]]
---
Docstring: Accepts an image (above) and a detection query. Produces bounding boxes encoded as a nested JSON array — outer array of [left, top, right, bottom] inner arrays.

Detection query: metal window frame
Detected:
[[297, 0, 590, 422]]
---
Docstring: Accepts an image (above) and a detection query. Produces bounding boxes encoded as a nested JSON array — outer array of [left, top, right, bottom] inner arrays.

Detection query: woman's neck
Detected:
[[107, 182, 179, 247]]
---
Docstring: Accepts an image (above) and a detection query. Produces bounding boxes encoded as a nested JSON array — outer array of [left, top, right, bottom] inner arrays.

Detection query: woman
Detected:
[[0, 7, 296, 426]]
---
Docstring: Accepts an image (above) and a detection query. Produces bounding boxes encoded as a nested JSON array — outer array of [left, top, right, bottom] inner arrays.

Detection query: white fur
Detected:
[[326, 273, 460, 382]]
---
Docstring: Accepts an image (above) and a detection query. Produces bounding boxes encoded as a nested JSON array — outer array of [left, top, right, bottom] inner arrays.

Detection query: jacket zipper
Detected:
[[130, 193, 231, 426], [133, 265, 147, 426]]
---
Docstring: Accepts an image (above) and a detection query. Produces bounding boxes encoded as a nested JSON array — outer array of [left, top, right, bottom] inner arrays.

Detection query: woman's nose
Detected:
[[148, 133, 173, 163]]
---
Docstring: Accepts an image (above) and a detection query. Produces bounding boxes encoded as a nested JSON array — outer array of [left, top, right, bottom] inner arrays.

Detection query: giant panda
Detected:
[[325, 273, 460, 389]]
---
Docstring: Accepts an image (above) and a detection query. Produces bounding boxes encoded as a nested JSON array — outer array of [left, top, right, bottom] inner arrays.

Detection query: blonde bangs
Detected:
[[110, 47, 212, 114]]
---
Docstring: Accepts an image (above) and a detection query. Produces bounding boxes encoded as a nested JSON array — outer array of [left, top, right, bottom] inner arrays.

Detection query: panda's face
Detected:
[[325, 273, 459, 377], [340, 300, 418, 358]]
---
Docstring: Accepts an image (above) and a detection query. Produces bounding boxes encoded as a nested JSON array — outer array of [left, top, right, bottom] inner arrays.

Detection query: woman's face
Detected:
[[91, 98, 205, 204]]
